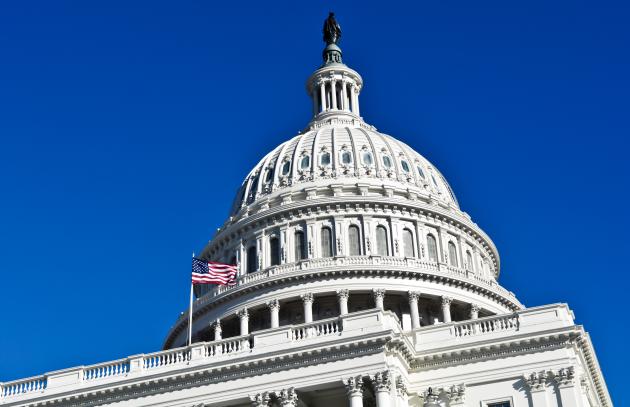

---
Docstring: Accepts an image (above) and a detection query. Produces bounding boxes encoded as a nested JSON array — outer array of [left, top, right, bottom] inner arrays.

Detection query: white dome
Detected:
[[231, 124, 459, 218]]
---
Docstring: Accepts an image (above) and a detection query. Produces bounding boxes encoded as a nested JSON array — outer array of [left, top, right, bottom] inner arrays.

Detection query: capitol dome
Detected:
[[163, 17, 522, 350]]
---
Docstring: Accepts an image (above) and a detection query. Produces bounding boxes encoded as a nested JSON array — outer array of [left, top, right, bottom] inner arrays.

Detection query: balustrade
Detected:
[[84, 360, 129, 381], [452, 313, 519, 338], [1, 377, 46, 397], [143, 348, 190, 370], [291, 317, 341, 341]]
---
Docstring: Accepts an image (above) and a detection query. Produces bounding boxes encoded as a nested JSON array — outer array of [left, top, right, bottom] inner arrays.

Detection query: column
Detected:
[[268, 299, 280, 328], [524, 371, 550, 407], [421, 388, 440, 407], [373, 288, 386, 310], [301, 292, 314, 323], [345, 376, 363, 407], [238, 308, 249, 335], [408, 291, 421, 329], [277, 388, 298, 407], [331, 79, 337, 110], [250, 392, 270, 407], [213, 319, 222, 341], [441, 296, 452, 323], [320, 81, 326, 111], [470, 303, 480, 320], [337, 289, 350, 315], [445, 384, 466, 407], [370, 371, 393, 407], [353, 85, 360, 116], [554, 367, 585, 407], [256, 233, 263, 271], [395, 376, 408, 407]]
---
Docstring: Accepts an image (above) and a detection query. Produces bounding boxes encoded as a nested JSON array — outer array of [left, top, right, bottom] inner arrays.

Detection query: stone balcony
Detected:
[[0, 304, 578, 406]]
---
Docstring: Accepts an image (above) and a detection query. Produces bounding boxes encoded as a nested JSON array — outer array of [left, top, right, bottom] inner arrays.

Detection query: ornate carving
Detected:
[[336, 237, 343, 254], [250, 392, 270, 407], [408, 291, 421, 302], [276, 387, 298, 407], [336, 289, 350, 300], [267, 299, 280, 311], [445, 384, 465, 403], [237, 308, 249, 319], [441, 296, 453, 307], [553, 366, 576, 387], [524, 371, 549, 391], [372, 288, 386, 300], [395, 376, 407, 397], [300, 292, 314, 303], [370, 370, 392, 392], [470, 303, 481, 313], [420, 387, 440, 406], [344, 375, 363, 397]]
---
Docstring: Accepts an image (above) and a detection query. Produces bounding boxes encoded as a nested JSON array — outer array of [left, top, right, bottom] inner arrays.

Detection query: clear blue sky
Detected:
[[0, 1, 627, 403]]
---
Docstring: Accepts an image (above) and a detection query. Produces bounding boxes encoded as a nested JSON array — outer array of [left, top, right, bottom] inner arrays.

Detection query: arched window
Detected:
[[427, 234, 438, 261], [431, 174, 439, 188], [269, 237, 280, 266], [448, 241, 458, 267], [466, 250, 473, 271], [348, 225, 361, 256], [402, 228, 414, 258], [264, 168, 273, 183], [281, 161, 291, 175], [341, 151, 352, 164], [382, 155, 392, 168], [416, 165, 425, 179], [320, 151, 331, 166], [362, 151, 373, 166], [247, 246, 257, 274], [294, 231, 306, 261], [400, 160, 410, 173], [300, 155, 310, 170], [376, 225, 388, 256], [321, 227, 333, 258]]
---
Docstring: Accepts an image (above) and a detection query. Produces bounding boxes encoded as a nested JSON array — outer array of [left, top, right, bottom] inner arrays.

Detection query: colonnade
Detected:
[[311, 75, 361, 116], [212, 289, 483, 338]]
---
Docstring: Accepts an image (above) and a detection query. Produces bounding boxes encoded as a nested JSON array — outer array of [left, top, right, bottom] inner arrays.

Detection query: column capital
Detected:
[[552, 366, 576, 388], [300, 292, 314, 303], [276, 387, 298, 407], [370, 370, 393, 393], [344, 375, 364, 396], [249, 392, 270, 407], [337, 289, 350, 300], [267, 299, 280, 311], [470, 303, 481, 313], [524, 371, 549, 392], [372, 288, 386, 299], [395, 376, 408, 397], [441, 296, 453, 307], [420, 387, 440, 407], [408, 291, 421, 301], [445, 384, 465, 404], [237, 308, 249, 319]]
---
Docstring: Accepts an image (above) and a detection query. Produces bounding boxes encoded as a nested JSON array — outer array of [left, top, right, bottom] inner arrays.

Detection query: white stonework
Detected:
[[0, 16, 612, 407]]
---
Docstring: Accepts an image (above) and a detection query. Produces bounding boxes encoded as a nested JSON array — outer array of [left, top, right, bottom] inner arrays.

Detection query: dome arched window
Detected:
[[247, 246, 257, 274], [341, 151, 353, 165], [427, 234, 438, 261], [402, 228, 414, 258], [382, 155, 392, 168], [448, 241, 458, 267], [466, 250, 473, 271], [416, 165, 426, 179], [294, 231, 306, 261], [400, 160, 410, 173], [269, 237, 280, 266], [300, 155, 311, 170], [348, 225, 361, 256], [362, 151, 373, 166], [264, 168, 274, 183], [281, 161, 291, 176], [431, 174, 439, 188], [321, 226, 333, 258], [376, 225, 388, 256], [320, 152, 331, 166]]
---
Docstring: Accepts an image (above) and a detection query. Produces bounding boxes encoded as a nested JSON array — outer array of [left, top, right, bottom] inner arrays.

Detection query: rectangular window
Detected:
[[484, 399, 512, 407]]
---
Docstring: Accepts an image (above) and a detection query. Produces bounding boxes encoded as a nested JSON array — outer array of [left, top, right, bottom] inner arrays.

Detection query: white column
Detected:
[[370, 371, 393, 407], [524, 372, 550, 407], [373, 288, 386, 310], [408, 291, 421, 329], [320, 81, 326, 111], [555, 367, 585, 407], [441, 296, 452, 323], [470, 303, 480, 320], [331, 79, 338, 110], [238, 308, 249, 335], [353, 86, 360, 116], [395, 376, 408, 407], [337, 289, 349, 315], [345, 376, 364, 407], [268, 299, 280, 328], [277, 388, 298, 407], [213, 319, 222, 341], [301, 292, 314, 323]]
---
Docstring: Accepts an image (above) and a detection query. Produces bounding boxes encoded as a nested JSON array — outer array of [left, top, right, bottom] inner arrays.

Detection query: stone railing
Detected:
[[1, 376, 46, 398], [451, 313, 519, 338], [83, 359, 130, 382], [290, 316, 341, 340]]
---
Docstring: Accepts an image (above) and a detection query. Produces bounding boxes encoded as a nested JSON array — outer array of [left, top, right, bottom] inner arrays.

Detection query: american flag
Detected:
[[191, 258, 238, 285]]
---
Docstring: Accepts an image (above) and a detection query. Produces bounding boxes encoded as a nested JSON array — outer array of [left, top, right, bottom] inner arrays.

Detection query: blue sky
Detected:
[[0, 0, 627, 403]]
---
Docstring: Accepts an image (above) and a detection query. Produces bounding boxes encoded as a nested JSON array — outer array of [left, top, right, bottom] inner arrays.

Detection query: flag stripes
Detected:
[[192, 258, 237, 286]]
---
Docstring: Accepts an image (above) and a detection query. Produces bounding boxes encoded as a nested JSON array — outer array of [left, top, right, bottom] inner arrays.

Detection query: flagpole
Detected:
[[188, 252, 195, 347]]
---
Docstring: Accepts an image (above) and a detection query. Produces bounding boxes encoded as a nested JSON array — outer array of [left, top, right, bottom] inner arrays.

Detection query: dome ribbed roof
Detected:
[[230, 124, 459, 216]]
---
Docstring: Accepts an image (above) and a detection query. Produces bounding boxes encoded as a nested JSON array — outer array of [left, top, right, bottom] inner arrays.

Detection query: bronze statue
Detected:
[[323, 12, 341, 44]]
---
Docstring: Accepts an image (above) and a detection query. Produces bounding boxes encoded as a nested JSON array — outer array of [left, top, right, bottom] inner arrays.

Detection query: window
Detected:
[[281, 161, 291, 175], [247, 246, 257, 274], [486, 402, 511, 407], [376, 226, 388, 256], [294, 231, 306, 261], [264, 168, 273, 183], [320, 152, 331, 166], [400, 160, 410, 173], [427, 234, 438, 261], [417, 165, 425, 179], [382, 155, 392, 168], [269, 237, 280, 266], [448, 241, 458, 267], [229, 256, 237, 266], [348, 225, 361, 256], [362, 151, 373, 166], [431, 174, 439, 187], [321, 227, 333, 257], [402, 229, 414, 258], [341, 151, 352, 164], [300, 155, 310, 170], [466, 250, 473, 271]]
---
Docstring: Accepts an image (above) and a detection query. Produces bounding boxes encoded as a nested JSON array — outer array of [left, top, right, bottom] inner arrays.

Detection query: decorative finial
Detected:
[[323, 12, 342, 45]]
